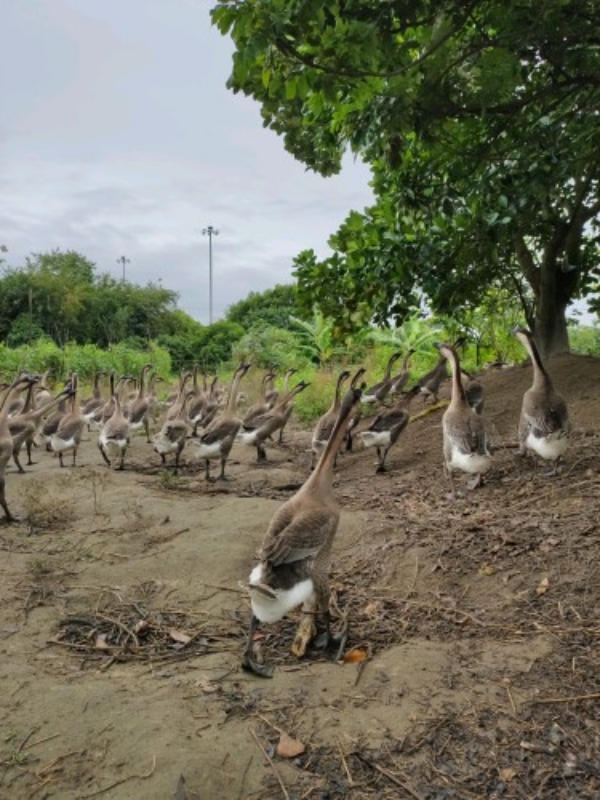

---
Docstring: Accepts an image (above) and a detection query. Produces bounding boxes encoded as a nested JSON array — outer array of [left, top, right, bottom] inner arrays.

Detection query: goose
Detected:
[[10, 379, 74, 472], [389, 349, 415, 396], [50, 373, 86, 466], [512, 327, 570, 475], [186, 362, 250, 481], [166, 371, 192, 422], [356, 384, 420, 473], [435, 341, 492, 492], [128, 363, 154, 442], [272, 368, 300, 442], [460, 369, 484, 415], [362, 352, 402, 404], [343, 369, 367, 453], [81, 371, 106, 428], [242, 371, 276, 428], [416, 336, 466, 404], [153, 390, 196, 474], [188, 375, 219, 437], [310, 370, 350, 469], [34, 370, 53, 409], [98, 373, 130, 470], [242, 371, 365, 678], [0, 376, 33, 522], [265, 367, 298, 410], [237, 380, 309, 462], [91, 374, 133, 428], [41, 392, 71, 450]]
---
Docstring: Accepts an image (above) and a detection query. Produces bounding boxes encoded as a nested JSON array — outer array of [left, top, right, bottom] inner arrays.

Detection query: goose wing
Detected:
[[445, 411, 488, 455], [369, 407, 409, 433], [200, 416, 239, 444], [262, 507, 338, 567], [523, 392, 569, 437]]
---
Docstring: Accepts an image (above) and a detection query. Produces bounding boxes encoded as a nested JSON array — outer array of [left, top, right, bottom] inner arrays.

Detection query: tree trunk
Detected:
[[514, 233, 576, 360]]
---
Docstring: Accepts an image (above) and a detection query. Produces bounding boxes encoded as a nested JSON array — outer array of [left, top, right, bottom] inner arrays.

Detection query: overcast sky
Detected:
[[0, 0, 374, 324]]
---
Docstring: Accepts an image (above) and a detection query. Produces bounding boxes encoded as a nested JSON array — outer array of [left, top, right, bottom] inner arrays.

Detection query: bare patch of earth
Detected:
[[0, 354, 598, 798]]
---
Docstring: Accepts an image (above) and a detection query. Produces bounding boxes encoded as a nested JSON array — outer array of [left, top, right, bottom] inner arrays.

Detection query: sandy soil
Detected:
[[0, 354, 598, 799]]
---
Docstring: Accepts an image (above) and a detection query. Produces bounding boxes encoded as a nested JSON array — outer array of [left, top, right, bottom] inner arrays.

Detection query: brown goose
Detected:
[[389, 349, 415, 396], [128, 363, 154, 442], [82, 371, 106, 427], [460, 369, 484, 415], [356, 385, 420, 473], [265, 367, 298, 410], [50, 373, 86, 466], [0, 376, 33, 521], [188, 375, 219, 436], [242, 371, 365, 678], [34, 370, 53, 408], [41, 392, 71, 450], [310, 370, 350, 469], [166, 371, 192, 422], [435, 342, 492, 492], [98, 373, 130, 470], [512, 327, 570, 474], [10, 379, 73, 472], [186, 362, 250, 481], [362, 352, 402, 404], [153, 390, 196, 474], [237, 380, 309, 461], [242, 370, 276, 427]]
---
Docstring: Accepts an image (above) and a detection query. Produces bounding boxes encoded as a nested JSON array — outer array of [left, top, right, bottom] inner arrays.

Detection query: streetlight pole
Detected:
[[116, 255, 130, 283], [202, 226, 219, 324]]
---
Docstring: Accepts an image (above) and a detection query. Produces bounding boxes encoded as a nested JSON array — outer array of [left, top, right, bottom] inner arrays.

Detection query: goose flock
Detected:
[[0, 329, 571, 677]]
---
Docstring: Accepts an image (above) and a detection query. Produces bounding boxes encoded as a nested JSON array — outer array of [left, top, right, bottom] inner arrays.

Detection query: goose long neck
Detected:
[[305, 393, 357, 491], [332, 373, 348, 412], [446, 349, 467, 405], [0, 381, 28, 430], [524, 334, 551, 389], [22, 381, 37, 413], [93, 373, 102, 398], [33, 391, 70, 420], [226, 367, 246, 413]]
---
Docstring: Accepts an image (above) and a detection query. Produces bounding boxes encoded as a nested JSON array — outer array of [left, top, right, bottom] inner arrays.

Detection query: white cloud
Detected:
[[0, 0, 374, 323]]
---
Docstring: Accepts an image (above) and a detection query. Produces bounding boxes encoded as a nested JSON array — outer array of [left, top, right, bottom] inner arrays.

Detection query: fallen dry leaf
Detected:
[[342, 649, 368, 664], [133, 619, 150, 634], [498, 767, 517, 782], [479, 563, 497, 576], [276, 731, 305, 759], [169, 628, 192, 645], [95, 633, 109, 650], [536, 576, 550, 595]]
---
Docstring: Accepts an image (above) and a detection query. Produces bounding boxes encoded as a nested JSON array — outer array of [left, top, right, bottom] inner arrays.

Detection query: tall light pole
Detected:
[[202, 225, 219, 324], [116, 255, 130, 283]]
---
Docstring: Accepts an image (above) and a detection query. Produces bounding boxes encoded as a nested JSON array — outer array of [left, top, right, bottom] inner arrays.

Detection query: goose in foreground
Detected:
[[362, 352, 402, 404], [311, 370, 350, 469], [435, 342, 492, 492], [0, 376, 32, 522], [10, 380, 74, 472], [242, 371, 365, 678], [98, 374, 130, 470], [512, 327, 570, 475], [356, 385, 420, 473], [434, 343, 492, 495], [238, 380, 309, 461], [50, 373, 86, 466], [186, 362, 250, 481]]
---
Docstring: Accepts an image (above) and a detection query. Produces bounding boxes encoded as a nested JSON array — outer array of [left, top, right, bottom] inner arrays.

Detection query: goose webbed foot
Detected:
[[375, 463, 387, 474], [312, 614, 349, 661], [467, 474, 483, 490], [241, 651, 274, 678]]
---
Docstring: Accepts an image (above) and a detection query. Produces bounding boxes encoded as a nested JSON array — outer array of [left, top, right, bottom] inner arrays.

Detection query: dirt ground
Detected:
[[0, 354, 598, 799]]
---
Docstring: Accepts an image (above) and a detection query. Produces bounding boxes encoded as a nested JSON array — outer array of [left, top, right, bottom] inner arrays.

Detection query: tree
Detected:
[[225, 284, 302, 330], [213, 0, 600, 357]]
